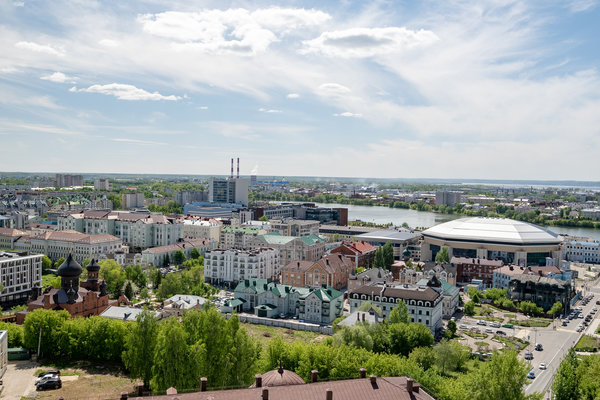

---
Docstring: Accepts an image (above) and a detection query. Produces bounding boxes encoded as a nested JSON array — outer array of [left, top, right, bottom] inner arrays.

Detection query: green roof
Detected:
[[299, 234, 323, 246], [260, 233, 296, 245], [442, 280, 460, 297], [310, 286, 343, 301], [233, 278, 270, 294], [226, 298, 246, 307]]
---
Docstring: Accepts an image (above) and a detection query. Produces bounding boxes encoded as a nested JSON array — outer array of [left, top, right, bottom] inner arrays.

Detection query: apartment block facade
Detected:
[[0, 252, 42, 307], [204, 248, 279, 285]]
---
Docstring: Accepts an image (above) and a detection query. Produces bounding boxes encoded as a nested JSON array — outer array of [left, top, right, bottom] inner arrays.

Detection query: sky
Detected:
[[0, 0, 599, 181]]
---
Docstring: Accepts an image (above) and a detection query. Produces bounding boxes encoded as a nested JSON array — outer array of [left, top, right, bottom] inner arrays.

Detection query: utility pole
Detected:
[[37, 325, 42, 358]]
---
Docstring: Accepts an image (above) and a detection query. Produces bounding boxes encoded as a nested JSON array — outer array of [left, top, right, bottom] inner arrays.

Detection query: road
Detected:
[[524, 282, 600, 397]]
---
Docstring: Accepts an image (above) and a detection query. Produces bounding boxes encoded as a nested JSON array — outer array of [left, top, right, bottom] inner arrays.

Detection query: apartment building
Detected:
[[451, 256, 504, 288], [269, 219, 320, 237], [94, 179, 112, 191], [180, 217, 222, 242], [331, 241, 377, 268], [204, 248, 279, 285], [281, 254, 354, 290], [141, 238, 217, 267], [563, 240, 600, 264], [122, 193, 145, 209], [220, 226, 267, 249], [0, 252, 42, 307], [55, 173, 83, 188], [349, 283, 443, 333], [249, 233, 325, 267], [29, 230, 122, 263]]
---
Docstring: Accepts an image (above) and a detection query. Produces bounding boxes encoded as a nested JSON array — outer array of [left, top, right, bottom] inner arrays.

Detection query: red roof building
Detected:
[[331, 241, 377, 268]]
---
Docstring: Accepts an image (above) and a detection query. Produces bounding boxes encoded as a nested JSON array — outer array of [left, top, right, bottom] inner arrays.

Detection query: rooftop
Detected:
[[355, 230, 420, 243]]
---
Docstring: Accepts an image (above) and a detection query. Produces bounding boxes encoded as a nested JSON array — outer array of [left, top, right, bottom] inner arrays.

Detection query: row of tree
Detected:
[[553, 349, 600, 399]]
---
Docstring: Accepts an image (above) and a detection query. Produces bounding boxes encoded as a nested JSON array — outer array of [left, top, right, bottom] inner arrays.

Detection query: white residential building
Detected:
[[94, 179, 112, 191], [29, 231, 122, 263], [349, 283, 443, 333], [269, 219, 320, 237], [180, 217, 222, 242], [563, 240, 600, 264], [141, 238, 217, 267], [204, 248, 279, 286], [0, 252, 42, 307], [0, 330, 7, 379], [122, 193, 145, 209]]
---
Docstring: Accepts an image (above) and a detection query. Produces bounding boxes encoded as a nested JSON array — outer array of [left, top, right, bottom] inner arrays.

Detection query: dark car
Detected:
[[36, 377, 62, 390], [496, 330, 506, 335]]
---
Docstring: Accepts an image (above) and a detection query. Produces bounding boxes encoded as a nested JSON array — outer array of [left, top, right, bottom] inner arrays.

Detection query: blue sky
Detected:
[[0, 0, 599, 180]]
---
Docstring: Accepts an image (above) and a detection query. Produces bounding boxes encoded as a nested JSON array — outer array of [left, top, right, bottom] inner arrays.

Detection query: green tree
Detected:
[[553, 349, 579, 400], [54, 257, 66, 268], [484, 288, 507, 303], [173, 250, 186, 265], [382, 241, 394, 269], [124, 281, 134, 300], [549, 301, 564, 316], [434, 340, 470, 375], [122, 309, 159, 389], [151, 317, 204, 391], [99, 259, 127, 298], [23, 309, 70, 357], [374, 247, 385, 269], [41, 255, 52, 272], [388, 299, 409, 324], [464, 300, 475, 316], [0, 321, 24, 347], [258, 215, 268, 222], [190, 247, 201, 259], [409, 346, 436, 370], [140, 287, 150, 301], [388, 322, 433, 356], [125, 264, 147, 289], [447, 320, 457, 337], [435, 246, 450, 263]]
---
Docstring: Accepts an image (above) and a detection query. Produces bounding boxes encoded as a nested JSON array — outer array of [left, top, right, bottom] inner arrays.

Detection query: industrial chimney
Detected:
[[230, 158, 234, 178], [237, 157, 240, 178]]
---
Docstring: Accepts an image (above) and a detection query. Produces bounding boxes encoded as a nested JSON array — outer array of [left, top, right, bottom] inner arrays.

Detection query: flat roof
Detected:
[[355, 230, 420, 243]]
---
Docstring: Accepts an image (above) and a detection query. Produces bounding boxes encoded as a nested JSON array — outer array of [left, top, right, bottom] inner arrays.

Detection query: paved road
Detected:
[[1, 360, 39, 400], [525, 284, 600, 397]]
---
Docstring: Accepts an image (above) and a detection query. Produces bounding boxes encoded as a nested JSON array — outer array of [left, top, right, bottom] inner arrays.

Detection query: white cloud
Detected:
[[40, 71, 78, 83], [139, 8, 329, 55], [301, 27, 439, 58], [258, 108, 282, 113], [333, 112, 362, 117], [15, 41, 63, 56], [112, 138, 166, 145], [567, 0, 597, 12], [71, 83, 180, 101], [13, 1, 24, 7], [317, 83, 351, 96], [98, 39, 119, 47], [197, 106, 208, 110], [286, 93, 300, 98]]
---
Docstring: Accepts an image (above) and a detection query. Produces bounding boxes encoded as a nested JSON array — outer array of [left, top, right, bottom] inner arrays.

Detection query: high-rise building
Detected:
[[208, 158, 249, 206], [55, 174, 84, 188], [94, 178, 112, 191], [122, 193, 145, 209]]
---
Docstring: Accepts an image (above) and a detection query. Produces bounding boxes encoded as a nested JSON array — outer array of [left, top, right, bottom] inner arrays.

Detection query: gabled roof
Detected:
[[0, 227, 27, 237], [298, 234, 324, 246]]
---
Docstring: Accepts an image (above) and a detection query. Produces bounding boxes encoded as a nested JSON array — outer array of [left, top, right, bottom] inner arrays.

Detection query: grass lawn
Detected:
[[34, 360, 136, 400], [494, 335, 529, 352], [463, 331, 488, 339], [241, 323, 326, 347], [508, 318, 552, 328], [504, 314, 517, 318], [474, 341, 489, 348], [575, 335, 599, 352]]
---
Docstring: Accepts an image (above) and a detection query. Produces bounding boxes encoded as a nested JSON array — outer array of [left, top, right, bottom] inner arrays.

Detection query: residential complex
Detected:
[[180, 217, 222, 242], [331, 240, 377, 268], [281, 254, 354, 290], [141, 238, 216, 267], [349, 282, 443, 333], [347, 267, 394, 292], [269, 218, 320, 237], [563, 240, 600, 264], [250, 233, 325, 267], [220, 226, 267, 249], [29, 231, 122, 263], [55, 173, 83, 188], [121, 193, 145, 209], [0, 252, 42, 307], [451, 256, 504, 288], [204, 248, 279, 285]]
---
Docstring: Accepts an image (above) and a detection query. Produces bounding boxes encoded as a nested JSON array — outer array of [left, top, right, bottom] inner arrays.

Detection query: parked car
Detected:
[[477, 320, 487, 326], [37, 370, 60, 378], [527, 371, 535, 379], [36, 374, 59, 384], [459, 324, 468, 330], [491, 322, 501, 328], [524, 352, 534, 360], [496, 330, 506, 336], [485, 328, 493, 334], [539, 363, 547, 370], [36, 377, 62, 391]]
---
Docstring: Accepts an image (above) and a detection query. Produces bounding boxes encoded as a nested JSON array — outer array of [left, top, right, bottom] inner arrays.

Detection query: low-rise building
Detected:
[[269, 219, 320, 237], [163, 294, 208, 316], [0, 227, 28, 250], [250, 233, 325, 267], [28, 230, 122, 263], [180, 217, 222, 242], [220, 226, 267, 249], [281, 254, 353, 291], [563, 240, 600, 264], [354, 230, 421, 261], [394, 261, 457, 286], [204, 248, 279, 286], [0, 329, 7, 380], [508, 274, 571, 312], [348, 267, 394, 292], [452, 256, 504, 288], [0, 252, 42, 307], [331, 241, 377, 268], [493, 264, 572, 289], [349, 282, 443, 333], [141, 238, 216, 267], [298, 286, 344, 324], [416, 277, 459, 319], [99, 305, 162, 321]]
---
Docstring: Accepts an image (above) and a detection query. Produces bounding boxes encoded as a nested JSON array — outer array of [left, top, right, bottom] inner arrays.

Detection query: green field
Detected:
[[241, 323, 326, 346]]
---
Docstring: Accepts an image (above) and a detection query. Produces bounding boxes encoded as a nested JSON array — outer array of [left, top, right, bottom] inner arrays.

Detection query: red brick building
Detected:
[[331, 241, 377, 268], [16, 256, 129, 324], [281, 254, 354, 290], [452, 256, 504, 288]]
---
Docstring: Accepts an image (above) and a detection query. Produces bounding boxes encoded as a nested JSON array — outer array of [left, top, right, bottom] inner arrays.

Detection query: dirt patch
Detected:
[[36, 373, 138, 400]]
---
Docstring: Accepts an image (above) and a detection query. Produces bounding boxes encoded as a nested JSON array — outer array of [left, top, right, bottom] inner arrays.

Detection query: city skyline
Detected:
[[1, 1, 599, 180]]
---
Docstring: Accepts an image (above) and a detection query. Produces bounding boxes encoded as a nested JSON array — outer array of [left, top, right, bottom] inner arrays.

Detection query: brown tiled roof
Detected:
[[130, 376, 433, 400], [282, 260, 314, 272], [249, 367, 305, 387], [31, 230, 120, 244], [352, 284, 440, 302], [337, 241, 377, 255], [0, 227, 28, 237]]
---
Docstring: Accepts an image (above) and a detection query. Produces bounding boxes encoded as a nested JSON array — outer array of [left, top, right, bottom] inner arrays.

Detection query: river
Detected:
[[303, 202, 600, 241]]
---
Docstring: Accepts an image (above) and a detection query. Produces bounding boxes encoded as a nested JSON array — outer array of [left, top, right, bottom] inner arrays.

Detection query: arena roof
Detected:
[[422, 217, 562, 246]]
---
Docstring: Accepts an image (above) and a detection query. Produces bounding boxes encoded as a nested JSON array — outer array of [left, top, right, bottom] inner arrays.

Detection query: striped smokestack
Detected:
[[237, 157, 240, 178]]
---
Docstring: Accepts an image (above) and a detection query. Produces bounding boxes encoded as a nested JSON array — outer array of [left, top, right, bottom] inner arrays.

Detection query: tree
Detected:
[[435, 247, 450, 263], [140, 287, 150, 301], [41, 255, 52, 272], [190, 247, 201, 260], [258, 215, 268, 222], [388, 300, 409, 324], [549, 301, 564, 316], [99, 259, 127, 298], [124, 281, 134, 300], [54, 257, 66, 268], [123, 310, 159, 389], [464, 300, 475, 316], [358, 301, 382, 316], [125, 265, 147, 289], [409, 346, 436, 370], [173, 250, 186, 265], [447, 320, 457, 337], [553, 349, 579, 400], [388, 322, 433, 356], [23, 309, 70, 357], [382, 242, 394, 269], [374, 247, 385, 269]]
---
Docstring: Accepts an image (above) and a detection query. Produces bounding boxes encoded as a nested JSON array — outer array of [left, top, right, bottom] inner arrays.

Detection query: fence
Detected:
[[223, 313, 334, 335]]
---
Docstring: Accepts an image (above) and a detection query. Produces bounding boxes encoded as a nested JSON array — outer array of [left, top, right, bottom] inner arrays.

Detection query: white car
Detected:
[[485, 328, 493, 334], [459, 324, 468, 330], [539, 363, 547, 370], [477, 320, 487, 326]]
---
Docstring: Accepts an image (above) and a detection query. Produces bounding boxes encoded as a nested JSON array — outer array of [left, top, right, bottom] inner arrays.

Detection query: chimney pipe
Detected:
[[237, 157, 240, 178], [262, 388, 269, 400], [201, 377, 207, 392], [255, 374, 263, 388], [359, 368, 367, 378], [120, 392, 128, 400], [362, 313, 365, 322], [231, 158, 234, 178], [326, 389, 333, 400], [406, 378, 414, 393], [311, 370, 319, 383], [370, 375, 377, 384]]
